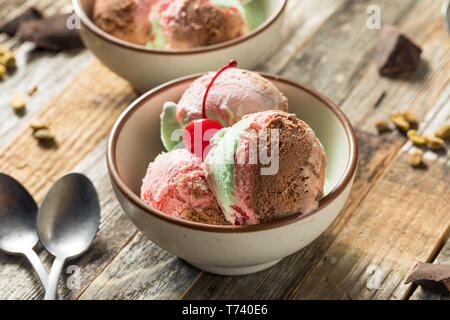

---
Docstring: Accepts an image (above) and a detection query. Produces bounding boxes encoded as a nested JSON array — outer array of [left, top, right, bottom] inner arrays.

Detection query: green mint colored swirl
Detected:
[[146, 17, 167, 49], [204, 116, 252, 222], [160, 102, 183, 151]]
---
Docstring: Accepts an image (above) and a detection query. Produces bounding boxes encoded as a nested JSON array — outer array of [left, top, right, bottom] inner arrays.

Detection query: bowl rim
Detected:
[[107, 73, 358, 233], [72, 0, 288, 55]]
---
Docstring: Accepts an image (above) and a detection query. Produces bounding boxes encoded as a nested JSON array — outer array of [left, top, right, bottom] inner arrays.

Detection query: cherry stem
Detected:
[[201, 60, 238, 119]]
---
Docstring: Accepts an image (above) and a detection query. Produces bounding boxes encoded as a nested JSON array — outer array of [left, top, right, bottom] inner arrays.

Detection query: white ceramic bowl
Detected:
[[73, 0, 287, 93], [107, 73, 358, 275]]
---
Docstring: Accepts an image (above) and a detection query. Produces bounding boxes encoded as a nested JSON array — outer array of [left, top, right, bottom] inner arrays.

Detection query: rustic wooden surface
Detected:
[[0, 0, 448, 300]]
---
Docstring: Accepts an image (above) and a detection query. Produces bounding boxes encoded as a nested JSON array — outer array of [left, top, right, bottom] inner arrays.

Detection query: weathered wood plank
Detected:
[[78, 231, 201, 300], [259, 0, 346, 73], [0, 46, 93, 146], [0, 0, 93, 146], [289, 84, 449, 300], [0, 60, 136, 201], [409, 238, 450, 300], [280, 0, 420, 105], [339, 0, 450, 133]]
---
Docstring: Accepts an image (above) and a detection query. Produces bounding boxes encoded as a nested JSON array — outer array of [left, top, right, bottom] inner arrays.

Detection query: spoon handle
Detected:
[[44, 257, 65, 300], [22, 248, 49, 290]]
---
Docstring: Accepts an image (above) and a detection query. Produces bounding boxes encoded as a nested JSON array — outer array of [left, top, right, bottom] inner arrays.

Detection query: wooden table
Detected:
[[0, 0, 448, 300]]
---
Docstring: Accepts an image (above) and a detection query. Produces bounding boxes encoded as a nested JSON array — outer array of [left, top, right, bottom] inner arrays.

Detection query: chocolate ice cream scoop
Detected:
[[204, 111, 327, 226], [93, 0, 153, 45], [153, 0, 248, 49]]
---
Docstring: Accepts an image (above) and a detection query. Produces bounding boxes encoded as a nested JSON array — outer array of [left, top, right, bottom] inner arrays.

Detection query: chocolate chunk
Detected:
[[0, 7, 43, 36], [377, 25, 422, 75], [16, 14, 84, 51], [405, 262, 450, 295]]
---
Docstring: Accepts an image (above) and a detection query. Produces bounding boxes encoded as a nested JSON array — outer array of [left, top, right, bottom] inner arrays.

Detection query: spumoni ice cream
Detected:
[[142, 63, 327, 226], [204, 111, 327, 225], [93, 0, 254, 49], [150, 0, 248, 49]]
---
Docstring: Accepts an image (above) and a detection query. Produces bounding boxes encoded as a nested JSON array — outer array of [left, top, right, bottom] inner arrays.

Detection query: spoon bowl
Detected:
[[37, 173, 100, 259], [0, 173, 51, 294], [0, 173, 38, 254], [37, 173, 100, 300]]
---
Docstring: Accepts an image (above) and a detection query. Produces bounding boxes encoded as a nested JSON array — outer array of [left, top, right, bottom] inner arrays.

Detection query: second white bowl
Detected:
[[73, 0, 287, 93]]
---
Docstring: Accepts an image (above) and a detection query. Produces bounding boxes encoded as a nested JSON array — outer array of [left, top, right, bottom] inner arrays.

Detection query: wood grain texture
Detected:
[[409, 238, 450, 300], [259, 0, 345, 73], [0, 0, 93, 146], [340, 0, 450, 132], [289, 84, 449, 300], [279, 0, 420, 104], [0, 46, 93, 146], [0, 60, 136, 201], [78, 231, 201, 300]]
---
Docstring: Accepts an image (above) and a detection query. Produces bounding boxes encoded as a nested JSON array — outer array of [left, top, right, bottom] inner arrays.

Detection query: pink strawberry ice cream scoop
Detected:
[[176, 68, 289, 127], [141, 148, 229, 225], [93, 0, 153, 45], [204, 110, 327, 226], [151, 0, 248, 49]]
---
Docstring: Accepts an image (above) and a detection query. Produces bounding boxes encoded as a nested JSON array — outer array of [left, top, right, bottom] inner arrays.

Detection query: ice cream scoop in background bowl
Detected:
[[107, 73, 358, 275], [72, 0, 287, 93]]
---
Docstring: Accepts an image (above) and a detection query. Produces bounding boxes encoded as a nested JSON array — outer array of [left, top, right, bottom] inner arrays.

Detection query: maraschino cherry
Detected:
[[183, 60, 238, 160]]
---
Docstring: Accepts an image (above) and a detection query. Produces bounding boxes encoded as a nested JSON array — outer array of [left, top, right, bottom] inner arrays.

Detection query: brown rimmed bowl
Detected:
[[73, 0, 287, 93], [107, 73, 358, 275]]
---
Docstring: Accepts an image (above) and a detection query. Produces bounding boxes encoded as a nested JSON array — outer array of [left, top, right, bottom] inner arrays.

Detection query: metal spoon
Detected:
[[37, 173, 100, 300], [0, 173, 49, 291]]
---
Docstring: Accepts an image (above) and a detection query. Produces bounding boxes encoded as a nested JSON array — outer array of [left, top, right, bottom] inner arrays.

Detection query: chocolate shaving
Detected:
[[405, 262, 450, 296], [0, 7, 43, 36], [16, 14, 84, 51], [377, 25, 422, 75]]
